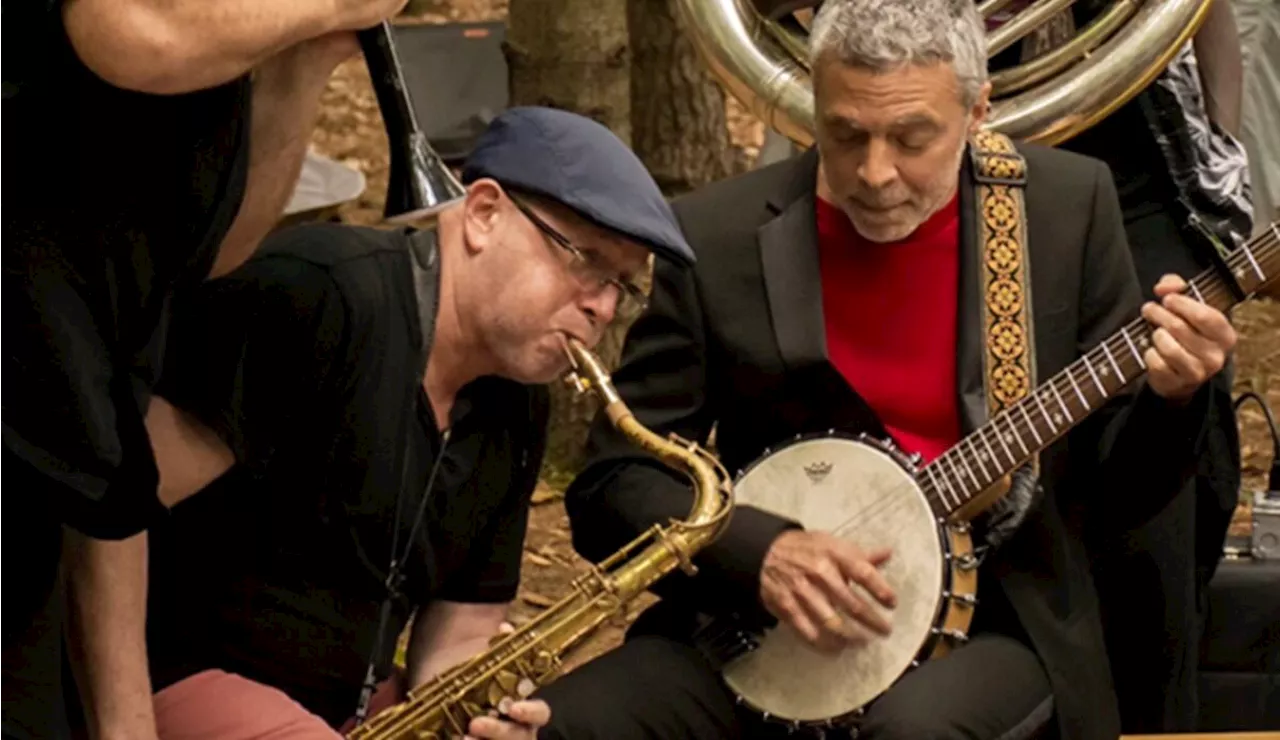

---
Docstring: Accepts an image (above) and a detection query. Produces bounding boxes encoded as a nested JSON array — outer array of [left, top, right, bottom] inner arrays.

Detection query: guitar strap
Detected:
[[970, 130, 1039, 474]]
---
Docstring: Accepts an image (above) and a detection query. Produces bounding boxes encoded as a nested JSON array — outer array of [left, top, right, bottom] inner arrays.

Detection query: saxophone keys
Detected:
[[531, 650, 558, 675], [490, 671, 521, 698], [496, 696, 516, 715], [517, 677, 538, 698]]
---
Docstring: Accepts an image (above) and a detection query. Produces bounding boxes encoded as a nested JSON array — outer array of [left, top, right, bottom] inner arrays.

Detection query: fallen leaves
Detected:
[[530, 482, 564, 505]]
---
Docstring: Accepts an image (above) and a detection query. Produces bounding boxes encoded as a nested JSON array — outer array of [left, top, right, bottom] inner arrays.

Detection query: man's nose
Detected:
[[858, 138, 898, 190], [580, 285, 619, 329]]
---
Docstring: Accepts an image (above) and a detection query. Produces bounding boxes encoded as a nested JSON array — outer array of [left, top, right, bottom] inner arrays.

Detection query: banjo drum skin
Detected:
[[722, 432, 978, 731]]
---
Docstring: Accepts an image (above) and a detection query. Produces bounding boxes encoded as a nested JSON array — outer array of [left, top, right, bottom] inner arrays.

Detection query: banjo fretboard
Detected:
[[918, 221, 1280, 518]]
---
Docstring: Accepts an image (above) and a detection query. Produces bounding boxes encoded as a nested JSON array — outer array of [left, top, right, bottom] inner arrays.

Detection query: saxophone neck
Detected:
[[561, 336, 627, 423], [559, 335, 733, 544]]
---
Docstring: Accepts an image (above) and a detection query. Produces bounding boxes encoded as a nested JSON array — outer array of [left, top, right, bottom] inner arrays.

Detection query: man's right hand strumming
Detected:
[[760, 530, 897, 653]]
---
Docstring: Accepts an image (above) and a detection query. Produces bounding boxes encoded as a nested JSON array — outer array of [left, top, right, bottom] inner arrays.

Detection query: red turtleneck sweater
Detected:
[[815, 195, 962, 463]]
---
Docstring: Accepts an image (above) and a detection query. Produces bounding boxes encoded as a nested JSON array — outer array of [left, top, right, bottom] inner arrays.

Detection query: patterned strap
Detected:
[[969, 131, 1038, 428]]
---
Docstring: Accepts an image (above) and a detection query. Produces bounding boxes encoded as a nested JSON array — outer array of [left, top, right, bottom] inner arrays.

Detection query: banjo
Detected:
[[719, 204, 1280, 732]]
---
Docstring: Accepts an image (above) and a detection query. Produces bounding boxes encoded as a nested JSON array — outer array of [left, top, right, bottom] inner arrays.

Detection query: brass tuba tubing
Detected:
[[977, 0, 1022, 20], [676, 0, 1216, 145], [358, 21, 466, 224], [990, 0, 1139, 96], [987, 0, 1214, 143], [984, 0, 1079, 57]]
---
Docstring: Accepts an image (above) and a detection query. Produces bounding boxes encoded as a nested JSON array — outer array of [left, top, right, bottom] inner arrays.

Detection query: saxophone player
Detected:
[[4, 2, 408, 738], [123, 107, 691, 739]]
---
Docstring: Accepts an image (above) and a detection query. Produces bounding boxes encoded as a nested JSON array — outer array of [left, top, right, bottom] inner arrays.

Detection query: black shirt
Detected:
[[2, 5, 251, 737], [3, 0, 252, 538], [145, 224, 548, 727]]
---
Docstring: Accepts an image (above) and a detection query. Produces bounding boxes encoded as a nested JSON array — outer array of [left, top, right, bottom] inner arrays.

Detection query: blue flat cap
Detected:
[[461, 107, 695, 266]]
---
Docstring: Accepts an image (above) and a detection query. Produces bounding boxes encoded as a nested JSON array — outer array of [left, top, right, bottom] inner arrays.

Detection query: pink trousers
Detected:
[[153, 669, 405, 739]]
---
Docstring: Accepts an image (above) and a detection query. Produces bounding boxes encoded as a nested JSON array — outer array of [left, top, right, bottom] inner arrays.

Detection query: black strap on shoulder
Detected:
[[353, 226, 446, 726], [408, 227, 442, 360]]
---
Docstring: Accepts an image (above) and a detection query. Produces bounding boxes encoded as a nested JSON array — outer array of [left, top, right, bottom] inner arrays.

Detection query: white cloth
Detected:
[[1235, 0, 1280, 232]]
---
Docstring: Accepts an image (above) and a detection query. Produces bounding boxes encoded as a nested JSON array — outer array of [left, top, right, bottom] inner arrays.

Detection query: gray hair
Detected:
[[809, 0, 988, 107]]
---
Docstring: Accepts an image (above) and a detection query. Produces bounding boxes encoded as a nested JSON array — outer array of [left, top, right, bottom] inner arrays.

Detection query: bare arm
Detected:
[[405, 601, 511, 689], [209, 32, 362, 278], [63, 43, 357, 720], [63, 397, 237, 740], [63, 531, 156, 740], [1192, 0, 1243, 138], [61, 0, 407, 94]]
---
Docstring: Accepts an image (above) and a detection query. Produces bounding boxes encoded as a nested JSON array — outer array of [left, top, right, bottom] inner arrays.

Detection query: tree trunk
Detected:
[[629, 0, 739, 195], [506, 0, 632, 141], [506, 0, 631, 478]]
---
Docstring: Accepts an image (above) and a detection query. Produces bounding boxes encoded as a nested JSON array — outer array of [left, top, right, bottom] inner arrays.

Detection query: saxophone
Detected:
[[347, 337, 735, 740]]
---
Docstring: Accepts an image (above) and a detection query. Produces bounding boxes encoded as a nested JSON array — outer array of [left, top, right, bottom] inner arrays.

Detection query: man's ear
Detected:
[[969, 80, 994, 136], [461, 178, 504, 254]]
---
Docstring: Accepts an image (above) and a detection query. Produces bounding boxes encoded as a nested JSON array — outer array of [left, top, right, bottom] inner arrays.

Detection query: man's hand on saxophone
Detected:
[[406, 609, 552, 740], [465, 699, 551, 740]]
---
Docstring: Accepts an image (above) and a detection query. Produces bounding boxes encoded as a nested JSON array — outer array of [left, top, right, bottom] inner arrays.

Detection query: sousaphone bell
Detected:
[[676, 0, 1218, 146]]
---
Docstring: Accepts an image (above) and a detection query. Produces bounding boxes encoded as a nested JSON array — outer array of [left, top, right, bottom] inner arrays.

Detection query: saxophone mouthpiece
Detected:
[[558, 333, 581, 370], [558, 334, 591, 394], [558, 334, 622, 408]]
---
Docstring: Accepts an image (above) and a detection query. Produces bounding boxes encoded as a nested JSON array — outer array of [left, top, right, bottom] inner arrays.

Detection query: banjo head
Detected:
[[722, 434, 947, 725]]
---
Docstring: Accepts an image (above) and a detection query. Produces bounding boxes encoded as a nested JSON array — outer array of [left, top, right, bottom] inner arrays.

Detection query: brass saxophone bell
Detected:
[[359, 21, 467, 224]]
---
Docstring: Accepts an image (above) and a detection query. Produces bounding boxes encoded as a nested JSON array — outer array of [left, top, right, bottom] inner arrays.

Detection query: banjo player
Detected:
[[532, 0, 1241, 738]]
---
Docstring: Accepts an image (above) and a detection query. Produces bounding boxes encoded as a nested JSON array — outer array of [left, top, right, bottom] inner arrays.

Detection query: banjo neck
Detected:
[[919, 220, 1280, 521]]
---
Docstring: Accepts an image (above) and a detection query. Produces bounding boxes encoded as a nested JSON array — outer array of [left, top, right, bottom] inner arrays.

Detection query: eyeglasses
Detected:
[[509, 195, 649, 321]]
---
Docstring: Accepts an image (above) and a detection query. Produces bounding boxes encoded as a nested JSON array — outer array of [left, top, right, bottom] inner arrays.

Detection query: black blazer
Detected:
[[565, 144, 1210, 740]]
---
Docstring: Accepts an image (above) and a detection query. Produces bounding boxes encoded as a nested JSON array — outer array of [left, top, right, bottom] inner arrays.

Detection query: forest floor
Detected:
[[312, 1, 1280, 670]]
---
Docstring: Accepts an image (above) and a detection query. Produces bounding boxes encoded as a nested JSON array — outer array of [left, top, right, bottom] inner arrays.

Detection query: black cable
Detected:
[[1234, 391, 1280, 493]]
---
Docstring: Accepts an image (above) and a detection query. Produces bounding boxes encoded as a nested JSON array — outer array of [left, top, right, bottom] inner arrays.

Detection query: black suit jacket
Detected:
[[565, 144, 1210, 740]]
